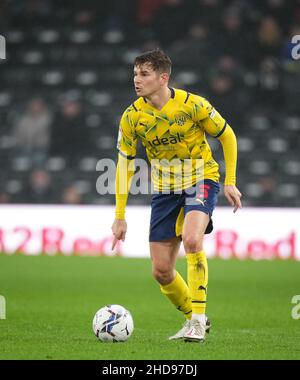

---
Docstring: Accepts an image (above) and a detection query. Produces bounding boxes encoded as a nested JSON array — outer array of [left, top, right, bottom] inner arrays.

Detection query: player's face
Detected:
[[134, 63, 167, 97]]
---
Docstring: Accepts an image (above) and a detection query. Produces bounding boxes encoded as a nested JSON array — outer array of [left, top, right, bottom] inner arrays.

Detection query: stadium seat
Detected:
[[0, 92, 13, 107], [86, 91, 112, 107], [237, 137, 254, 152], [285, 116, 300, 132], [69, 30, 92, 43], [249, 160, 272, 175], [78, 157, 99, 172], [42, 71, 64, 85], [174, 70, 199, 86], [37, 30, 60, 44], [6, 30, 25, 44], [277, 183, 299, 199], [73, 180, 92, 194], [22, 50, 44, 64], [282, 161, 300, 176], [76, 71, 98, 86], [248, 115, 271, 131], [5, 179, 23, 195], [96, 135, 115, 151], [268, 137, 289, 153], [11, 157, 31, 172], [46, 157, 66, 172], [85, 113, 102, 128], [244, 182, 264, 198]]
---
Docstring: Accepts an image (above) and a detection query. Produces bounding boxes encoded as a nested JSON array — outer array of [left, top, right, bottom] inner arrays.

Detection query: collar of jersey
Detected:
[[143, 87, 175, 112]]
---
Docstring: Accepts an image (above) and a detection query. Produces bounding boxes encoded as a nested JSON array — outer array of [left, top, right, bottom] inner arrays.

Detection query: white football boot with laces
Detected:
[[169, 317, 211, 341], [183, 319, 207, 342]]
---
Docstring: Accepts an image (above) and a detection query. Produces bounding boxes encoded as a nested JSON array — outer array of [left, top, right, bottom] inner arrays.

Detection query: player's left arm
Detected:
[[217, 125, 242, 213], [198, 100, 242, 212]]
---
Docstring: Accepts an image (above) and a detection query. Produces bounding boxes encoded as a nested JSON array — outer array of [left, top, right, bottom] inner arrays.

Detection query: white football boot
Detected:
[[183, 319, 208, 342], [169, 317, 211, 341]]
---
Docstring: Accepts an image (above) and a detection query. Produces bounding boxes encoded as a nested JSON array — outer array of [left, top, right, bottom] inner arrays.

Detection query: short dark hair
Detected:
[[134, 49, 172, 75]]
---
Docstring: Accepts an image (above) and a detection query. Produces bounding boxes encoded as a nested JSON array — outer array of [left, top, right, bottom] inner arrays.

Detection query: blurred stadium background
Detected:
[[0, 0, 300, 360], [0, 0, 299, 207]]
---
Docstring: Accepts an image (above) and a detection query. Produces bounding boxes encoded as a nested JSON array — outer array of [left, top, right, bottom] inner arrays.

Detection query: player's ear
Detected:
[[160, 72, 169, 85]]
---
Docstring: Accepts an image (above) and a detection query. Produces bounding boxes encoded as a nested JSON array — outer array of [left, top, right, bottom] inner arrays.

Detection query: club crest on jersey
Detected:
[[174, 114, 186, 126]]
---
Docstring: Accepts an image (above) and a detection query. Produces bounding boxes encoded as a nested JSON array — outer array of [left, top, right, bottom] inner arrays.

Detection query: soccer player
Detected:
[[111, 49, 242, 342]]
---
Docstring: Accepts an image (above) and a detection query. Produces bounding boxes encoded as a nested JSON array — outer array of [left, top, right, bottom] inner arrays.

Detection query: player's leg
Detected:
[[149, 191, 193, 319], [150, 238, 193, 340], [150, 237, 192, 318], [181, 180, 220, 342], [182, 210, 209, 342], [150, 237, 180, 285], [183, 210, 209, 314]]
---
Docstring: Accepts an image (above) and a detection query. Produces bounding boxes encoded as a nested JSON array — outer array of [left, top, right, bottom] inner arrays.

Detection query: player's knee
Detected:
[[182, 235, 202, 253], [152, 266, 173, 285]]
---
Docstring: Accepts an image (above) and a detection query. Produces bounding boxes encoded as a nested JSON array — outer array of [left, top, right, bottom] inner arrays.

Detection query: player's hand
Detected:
[[224, 185, 242, 213], [111, 219, 127, 251]]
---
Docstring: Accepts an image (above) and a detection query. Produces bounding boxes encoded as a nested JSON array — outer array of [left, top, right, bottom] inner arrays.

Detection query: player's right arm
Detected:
[[111, 107, 137, 250]]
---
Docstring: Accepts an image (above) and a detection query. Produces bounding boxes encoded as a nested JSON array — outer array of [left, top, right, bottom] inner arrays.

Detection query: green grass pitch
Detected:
[[0, 254, 299, 360]]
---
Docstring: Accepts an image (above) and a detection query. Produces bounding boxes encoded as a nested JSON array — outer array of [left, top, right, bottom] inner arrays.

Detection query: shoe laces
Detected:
[[191, 320, 205, 336], [183, 319, 191, 329]]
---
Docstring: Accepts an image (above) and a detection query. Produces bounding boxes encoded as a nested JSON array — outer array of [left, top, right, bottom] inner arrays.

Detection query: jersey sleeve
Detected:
[[192, 96, 227, 138], [117, 107, 137, 160], [115, 153, 135, 219]]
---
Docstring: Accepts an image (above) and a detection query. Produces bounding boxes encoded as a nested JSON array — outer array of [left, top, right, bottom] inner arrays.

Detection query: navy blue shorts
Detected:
[[149, 179, 220, 242]]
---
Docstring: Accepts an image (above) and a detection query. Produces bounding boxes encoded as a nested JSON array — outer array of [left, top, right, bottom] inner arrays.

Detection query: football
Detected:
[[92, 304, 134, 342]]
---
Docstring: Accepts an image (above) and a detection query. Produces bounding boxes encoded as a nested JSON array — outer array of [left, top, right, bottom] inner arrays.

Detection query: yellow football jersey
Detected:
[[117, 88, 228, 191]]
